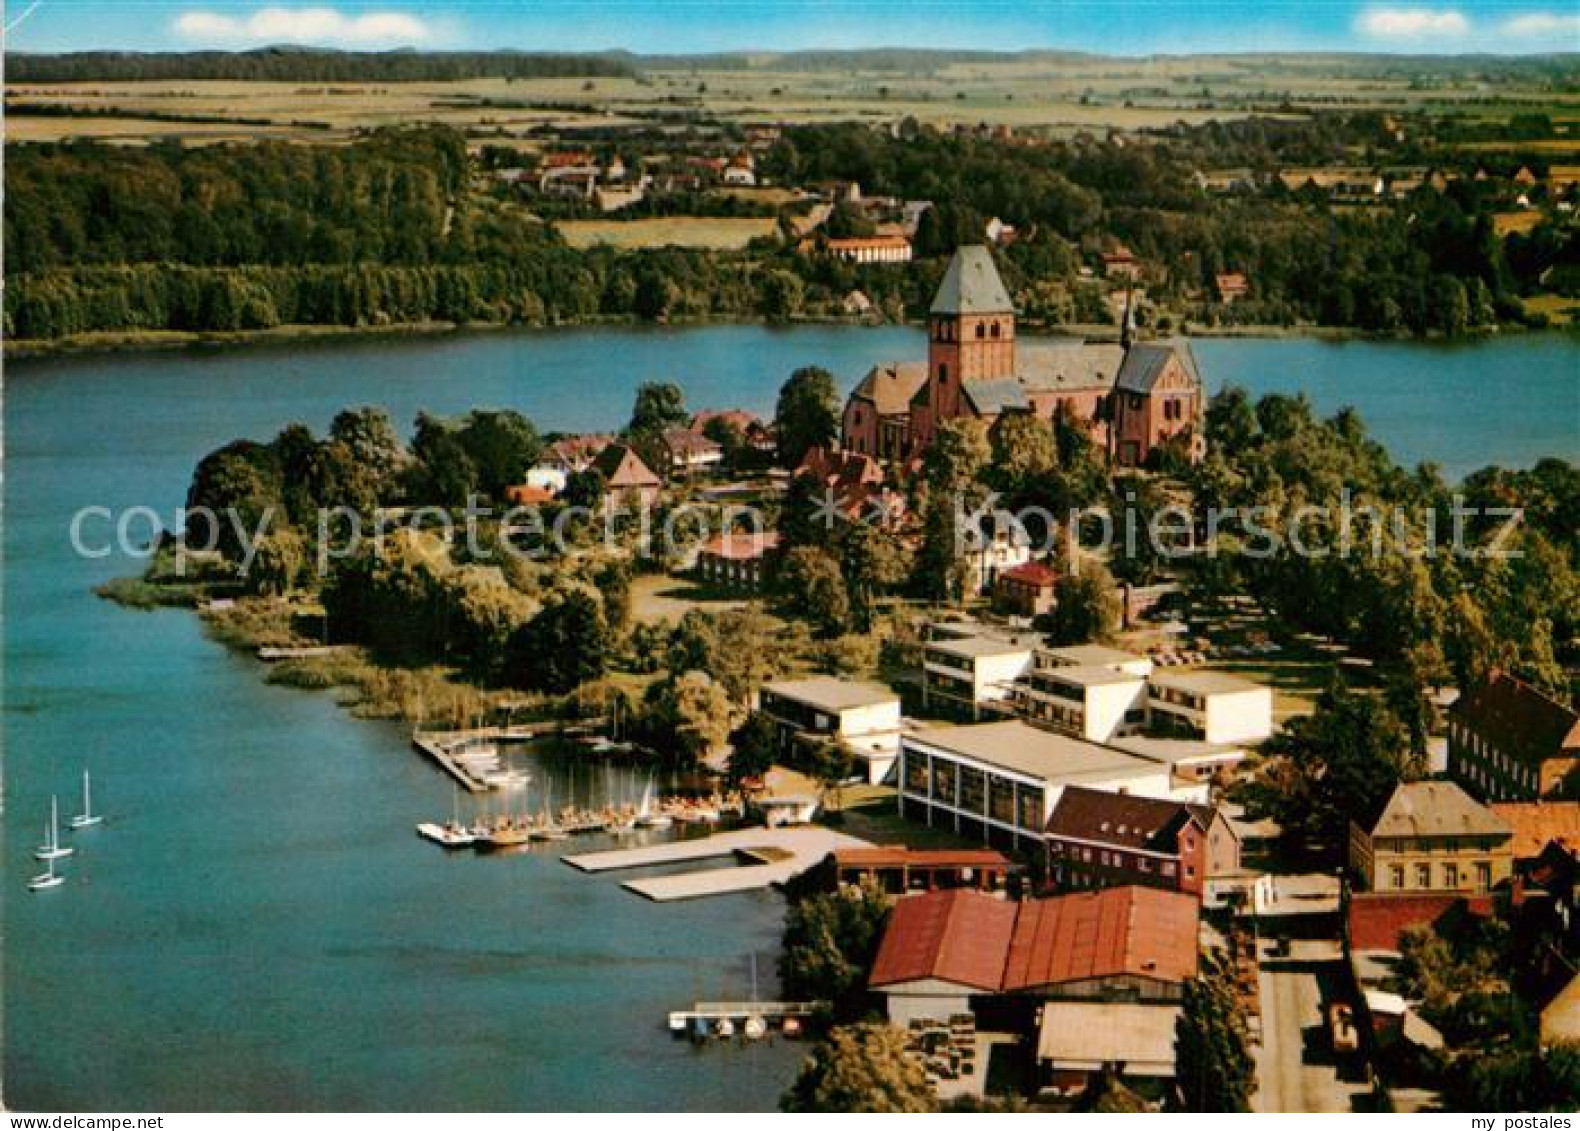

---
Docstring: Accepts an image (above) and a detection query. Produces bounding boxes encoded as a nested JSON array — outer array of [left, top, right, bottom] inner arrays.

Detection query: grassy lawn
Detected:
[[629, 572, 758, 622], [556, 216, 779, 250]]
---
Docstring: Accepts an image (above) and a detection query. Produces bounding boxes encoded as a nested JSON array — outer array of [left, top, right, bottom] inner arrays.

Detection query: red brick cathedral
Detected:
[[840, 245, 1204, 466]]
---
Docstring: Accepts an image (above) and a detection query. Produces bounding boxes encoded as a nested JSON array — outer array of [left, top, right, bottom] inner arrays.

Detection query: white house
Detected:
[[921, 632, 1036, 719], [1147, 669, 1274, 745], [757, 677, 903, 784]]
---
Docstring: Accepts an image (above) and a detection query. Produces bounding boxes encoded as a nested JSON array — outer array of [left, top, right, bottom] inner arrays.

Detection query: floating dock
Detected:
[[412, 720, 606, 793], [563, 825, 870, 901], [668, 1000, 823, 1034]]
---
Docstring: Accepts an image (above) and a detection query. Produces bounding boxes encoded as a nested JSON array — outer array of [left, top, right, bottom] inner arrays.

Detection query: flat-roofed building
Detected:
[[758, 677, 903, 784], [921, 632, 1036, 719], [1038, 643, 1155, 678], [1349, 780, 1514, 895], [1014, 663, 1148, 743], [898, 720, 1174, 851], [1147, 668, 1273, 745]]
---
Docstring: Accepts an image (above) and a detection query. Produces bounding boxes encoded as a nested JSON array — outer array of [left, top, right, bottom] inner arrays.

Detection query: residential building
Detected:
[[757, 677, 903, 784], [544, 433, 614, 473], [660, 428, 723, 477], [591, 443, 662, 510], [994, 559, 1059, 618], [1146, 668, 1273, 745], [1214, 272, 1249, 303], [897, 720, 1177, 850], [695, 531, 781, 592], [1448, 669, 1580, 802], [1045, 785, 1243, 904], [1349, 780, 1514, 895], [825, 233, 913, 264], [920, 631, 1035, 719]]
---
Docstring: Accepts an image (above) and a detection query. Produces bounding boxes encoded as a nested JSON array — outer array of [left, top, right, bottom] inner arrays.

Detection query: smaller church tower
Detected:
[[913, 246, 1017, 449]]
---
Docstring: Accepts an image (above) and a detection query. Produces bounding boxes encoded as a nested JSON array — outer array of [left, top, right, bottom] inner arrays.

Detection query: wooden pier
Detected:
[[412, 719, 607, 793]]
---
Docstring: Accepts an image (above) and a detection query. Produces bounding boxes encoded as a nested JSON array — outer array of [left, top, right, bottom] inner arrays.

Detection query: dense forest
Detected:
[[7, 48, 634, 83]]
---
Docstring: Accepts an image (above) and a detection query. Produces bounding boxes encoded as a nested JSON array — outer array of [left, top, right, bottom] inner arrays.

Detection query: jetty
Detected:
[[412, 720, 607, 793], [563, 825, 870, 901]]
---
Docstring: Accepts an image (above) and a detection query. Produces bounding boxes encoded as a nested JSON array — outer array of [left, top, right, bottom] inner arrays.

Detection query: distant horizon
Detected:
[[9, 43, 1580, 60], [6, 1, 1579, 59]]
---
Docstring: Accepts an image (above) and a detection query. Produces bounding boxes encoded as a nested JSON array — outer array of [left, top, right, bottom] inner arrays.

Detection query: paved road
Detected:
[[1253, 937, 1371, 1114]]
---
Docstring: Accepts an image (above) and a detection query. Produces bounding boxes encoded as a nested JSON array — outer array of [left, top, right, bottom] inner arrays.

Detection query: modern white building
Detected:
[[1014, 664, 1148, 743], [1147, 669, 1274, 745], [920, 632, 1035, 719], [897, 720, 1177, 851], [757, 677, 904, 784]]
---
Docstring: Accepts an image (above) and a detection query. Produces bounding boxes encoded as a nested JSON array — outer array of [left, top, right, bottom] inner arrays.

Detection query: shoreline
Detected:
[[7, 312, 1540, 363]]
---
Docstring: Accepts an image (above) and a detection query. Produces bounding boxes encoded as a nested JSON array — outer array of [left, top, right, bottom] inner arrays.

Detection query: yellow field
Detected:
[[1523, 293, 1580, 326], [556, 216, 778, 250]]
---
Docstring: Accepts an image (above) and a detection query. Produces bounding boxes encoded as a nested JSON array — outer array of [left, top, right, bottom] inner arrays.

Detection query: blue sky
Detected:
[[5, 1, 1579, 55]]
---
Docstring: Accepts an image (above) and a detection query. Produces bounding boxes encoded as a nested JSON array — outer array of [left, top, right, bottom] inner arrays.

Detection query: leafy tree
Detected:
[[916, 419, 992, 603], [457, 409, 542, 501], [1043, 560, 1121, 644], [561, 468, 606, 511], [774, 366, 840, 468], [780, 546, 852, 637], [666, 608, 786, 704], [727, 710, 780, 789], [639, 670, 734, 765], [989, 412, 1058, 489], [329, 406, 406, 493], [185, 439, 284, 562], [410, 412, 478, 508], [627, 381, 689, 436], [1254, 682, 1413, 859], [1174, 950, 1256, 1113], [839, 522, 910, 633], [505, 586, 610, 694], [783, 1022, 935, 1113], [780, 882, 893, 1011]]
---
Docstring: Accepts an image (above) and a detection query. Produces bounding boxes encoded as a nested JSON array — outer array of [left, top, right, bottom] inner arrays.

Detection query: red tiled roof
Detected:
[[699, 531, 781, 561], [1002, 886, 1198, 991], [869, 889, 1017, 991], [1347, 893, 1495, 953], [1491, 801, 1580, 860], [1045, 785, 1213, 854], [663, 428, 723, 459], [504, 484, 556, 506], [1000, 560, 1060, 588], [1452, 669, 1580, 766], [691, 409, 760, 432]]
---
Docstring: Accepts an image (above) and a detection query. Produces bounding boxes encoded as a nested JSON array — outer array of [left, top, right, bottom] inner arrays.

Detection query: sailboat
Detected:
[[417, 785, 478, 848], [35, 796, 74, 862], [69, 770, 103, 830], [635, 775, 672, 829], [28, 856, 65, 892]]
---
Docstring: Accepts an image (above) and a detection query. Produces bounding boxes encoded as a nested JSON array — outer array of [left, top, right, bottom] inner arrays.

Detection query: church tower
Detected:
[[914, 246, 1016, 448]]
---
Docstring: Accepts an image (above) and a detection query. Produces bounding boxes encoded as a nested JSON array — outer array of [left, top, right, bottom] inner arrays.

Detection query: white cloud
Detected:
[[1500, 11, 1580, 40], [1354, 7, 1471, 38], [174, 7, 430, 46]]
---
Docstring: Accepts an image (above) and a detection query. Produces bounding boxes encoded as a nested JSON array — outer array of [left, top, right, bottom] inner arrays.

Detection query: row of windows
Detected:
[[1384, 860, 1493, 892], [1451, 725, 1540, 795], [1051, 841, 1185, 878], [932, 319, 1009, 342]]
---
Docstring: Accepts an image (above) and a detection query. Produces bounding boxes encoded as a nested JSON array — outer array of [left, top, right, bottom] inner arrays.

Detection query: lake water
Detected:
[[5, 326, 1577, 1110]]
